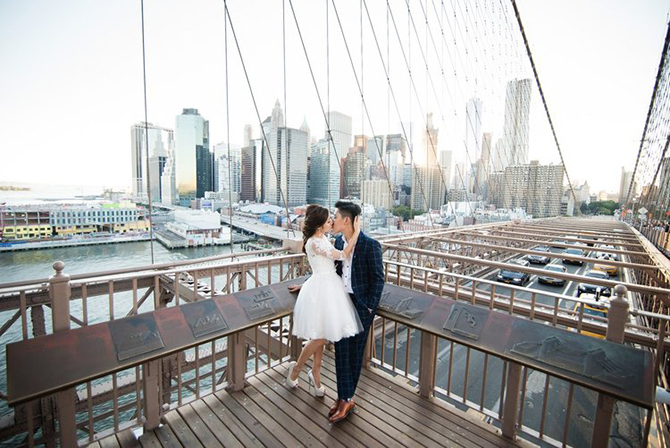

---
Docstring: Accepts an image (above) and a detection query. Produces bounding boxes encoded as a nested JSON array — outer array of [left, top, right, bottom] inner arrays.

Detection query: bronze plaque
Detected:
[[109, 314, 165, 362], [181, 300, 229, 338], [238, 288, 278, 321], [508, 320, 645, 392], [379, 290, 425, 320], [443, 304, 489, 341]]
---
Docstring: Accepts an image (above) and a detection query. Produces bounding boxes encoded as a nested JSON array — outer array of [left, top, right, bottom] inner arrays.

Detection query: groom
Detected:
[[291, 201, 385, 423]]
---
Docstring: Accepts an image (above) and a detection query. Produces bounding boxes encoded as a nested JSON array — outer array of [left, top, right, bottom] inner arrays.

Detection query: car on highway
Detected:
[[527, 247, 551, 265], [577, 235, 596, 246], [562, 248, 586, 265], [496, 260, 531, 286], [595, 244, 619, 261], [538, 264, 567, 286], [594, 255, 619, 277], [577, 270, 612, 297], [571, 294, 608, 339], [550, 239, 566, 248]]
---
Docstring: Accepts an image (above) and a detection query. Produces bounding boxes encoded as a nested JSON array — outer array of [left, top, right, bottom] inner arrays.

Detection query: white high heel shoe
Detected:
[[307, 370, 326, 397], [286, 361, 299, 388]]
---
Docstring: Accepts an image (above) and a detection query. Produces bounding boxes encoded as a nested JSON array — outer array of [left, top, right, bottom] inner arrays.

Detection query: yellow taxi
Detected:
[[593, 255, 618, 277], [572, 295, 608, 339]]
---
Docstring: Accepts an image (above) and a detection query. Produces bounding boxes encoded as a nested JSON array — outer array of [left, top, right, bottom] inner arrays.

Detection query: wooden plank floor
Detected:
[[94, 352, 521, 447]]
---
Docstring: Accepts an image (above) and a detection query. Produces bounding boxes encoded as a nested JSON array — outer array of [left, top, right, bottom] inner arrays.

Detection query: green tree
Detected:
[[392, 206, 425, 220], [584, 201, 620, 215]]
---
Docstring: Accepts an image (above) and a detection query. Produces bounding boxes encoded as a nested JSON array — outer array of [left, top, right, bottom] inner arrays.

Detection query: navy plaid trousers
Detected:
[[333, 232, 385, 400]]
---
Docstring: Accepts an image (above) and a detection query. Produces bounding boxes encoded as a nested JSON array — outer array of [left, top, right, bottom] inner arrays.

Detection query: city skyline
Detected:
[[1, 0, 668, 194]]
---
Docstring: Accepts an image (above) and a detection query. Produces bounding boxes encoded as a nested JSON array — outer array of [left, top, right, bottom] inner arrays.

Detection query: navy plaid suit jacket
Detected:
[[333, 231, 384, 400], [334, 231, 385, 317]]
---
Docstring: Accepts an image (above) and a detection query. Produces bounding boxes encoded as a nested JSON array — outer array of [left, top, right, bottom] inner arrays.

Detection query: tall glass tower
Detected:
[[175, 108, 210, 204]]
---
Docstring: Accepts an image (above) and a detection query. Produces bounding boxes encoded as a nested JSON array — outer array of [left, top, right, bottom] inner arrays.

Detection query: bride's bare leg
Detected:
[[312, 343, 325, 387], [291, 339, 327, 381]]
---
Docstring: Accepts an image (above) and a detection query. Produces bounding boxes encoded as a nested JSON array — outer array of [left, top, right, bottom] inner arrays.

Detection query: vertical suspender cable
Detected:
[[225, 0, 234, 254], [283, 0, 289, 234], [326, 0, 332, 209], [140, 0, 155, 264]]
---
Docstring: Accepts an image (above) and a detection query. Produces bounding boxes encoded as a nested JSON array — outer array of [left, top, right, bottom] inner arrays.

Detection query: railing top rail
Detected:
[[0, 247, 287, 290], [386, 259, 601, 305], [67, 252, 306, 286]]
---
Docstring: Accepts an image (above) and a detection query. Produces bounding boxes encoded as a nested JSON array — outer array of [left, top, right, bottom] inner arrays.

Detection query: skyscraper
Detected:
[[465, 98, 483, 165], [240, 141, 257, 202], [214, 143, 241, 195], [619, 167, 637, 204], [130, 122, 174, 203], [327, 111, 352, 160], [502, 79, 532, 168], [309, 138, 341, 208], [175, 109, 211, 203], [261, 101, 308, 207], [412, 114, 445, 211], [498, 161, 564, 217]]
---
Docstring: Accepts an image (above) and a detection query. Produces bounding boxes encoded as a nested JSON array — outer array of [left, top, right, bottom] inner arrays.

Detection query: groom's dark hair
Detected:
[[335, 201, 361, 224]]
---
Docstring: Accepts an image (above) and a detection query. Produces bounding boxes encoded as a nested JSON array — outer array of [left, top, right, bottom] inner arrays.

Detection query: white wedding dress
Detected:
[[292, 235, 363, 342]]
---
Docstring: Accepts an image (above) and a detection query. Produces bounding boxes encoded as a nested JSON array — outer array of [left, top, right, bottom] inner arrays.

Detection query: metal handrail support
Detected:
[[49, 261, 76, 447], [592, 285, 631, 448]]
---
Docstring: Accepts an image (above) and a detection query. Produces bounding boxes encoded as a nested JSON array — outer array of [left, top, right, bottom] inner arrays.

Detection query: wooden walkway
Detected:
[[91, 352, 520, 448]]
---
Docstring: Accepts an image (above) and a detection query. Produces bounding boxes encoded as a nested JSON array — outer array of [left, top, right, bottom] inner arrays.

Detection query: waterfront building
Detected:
[[163, 209, 230, 247], [0, 203, 150, 240]]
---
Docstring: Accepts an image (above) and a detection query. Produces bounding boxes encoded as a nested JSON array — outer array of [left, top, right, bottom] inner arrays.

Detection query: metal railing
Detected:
[[371, 259, 667, 447], [0, 249, 305, 446]]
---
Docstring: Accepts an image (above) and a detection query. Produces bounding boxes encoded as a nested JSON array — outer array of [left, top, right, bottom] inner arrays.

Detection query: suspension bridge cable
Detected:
[[624, 21, 670, 210], [287, 0, 398, 216], [379, 0, 458, 219], [509, 0, 578, 207], [352, 0, 437, 227], [222, 0, 295, 237], [140, 0, 155, 265]]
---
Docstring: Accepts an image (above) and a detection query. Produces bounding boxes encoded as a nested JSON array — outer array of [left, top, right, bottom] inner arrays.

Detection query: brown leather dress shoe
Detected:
[[328, 399, 341, 417], [329, 399, 355, 424]]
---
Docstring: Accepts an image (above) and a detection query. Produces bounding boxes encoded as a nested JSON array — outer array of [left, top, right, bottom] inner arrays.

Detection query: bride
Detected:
[[286, 204, 363, 396]]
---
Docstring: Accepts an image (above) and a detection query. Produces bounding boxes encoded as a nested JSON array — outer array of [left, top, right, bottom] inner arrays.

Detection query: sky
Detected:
[[0, 0, 668, 194]]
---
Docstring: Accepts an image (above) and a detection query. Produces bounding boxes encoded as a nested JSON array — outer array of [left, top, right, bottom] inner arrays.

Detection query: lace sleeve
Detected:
[[308, 236, 346, 260]]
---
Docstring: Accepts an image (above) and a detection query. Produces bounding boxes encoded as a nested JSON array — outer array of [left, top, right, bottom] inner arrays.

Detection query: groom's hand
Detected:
[[288, 284, 302, 293]]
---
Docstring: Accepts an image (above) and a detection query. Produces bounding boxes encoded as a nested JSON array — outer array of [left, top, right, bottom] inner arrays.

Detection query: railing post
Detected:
[[49, 261, 77, 447], [226, 332, 246, 392], [418, 330, 437, 398], [143, 360, 160, 430], [501, 362, 523, 440], [592, 284, 629, 448]]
